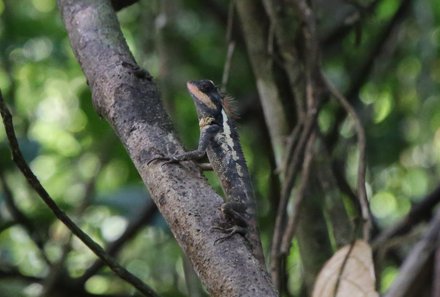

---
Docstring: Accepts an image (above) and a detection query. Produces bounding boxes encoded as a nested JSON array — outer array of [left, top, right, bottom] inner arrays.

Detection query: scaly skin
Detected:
[[150, 80, 265, 266]]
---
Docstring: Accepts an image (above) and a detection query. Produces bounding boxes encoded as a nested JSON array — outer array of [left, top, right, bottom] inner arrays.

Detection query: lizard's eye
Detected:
[[201, 80, 215, 92], [210, 81, 220, 92]]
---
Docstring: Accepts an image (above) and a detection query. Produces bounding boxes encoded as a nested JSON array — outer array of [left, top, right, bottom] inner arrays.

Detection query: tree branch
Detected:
[[373, 184, 440, 249], [280, 131, 316, 253], [78, 202, 157, 285], [0, 170, 51, 265], [384, 208, 440, 297], [0, 90, 159, 297], [322, 74, 371, 240], [236, 0, 289, 168], [322, 0, 381, 48], [326, 0, 414, 150], [57, 0, 276, 296]]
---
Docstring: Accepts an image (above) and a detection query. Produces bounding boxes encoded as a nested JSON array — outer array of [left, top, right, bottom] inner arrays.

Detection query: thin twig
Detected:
[[322, 0, 381, 47], [270, 108, 318, 286], [325, 0, 414, 150], [221, 0, 236, 88], [42, 146, 113, 295], [280, 131, 316, 254], [291, 0, 320, 71], [78, 202, 157, 285], [225, 0, 235, 42], [267, 22, 275, 60], [384, 209, 440, 297], [372, 184, 440, 249], [0, 170, 51, 265], [221, 42, 236, 88], [434, 246, 440, 297], [280, 121, 303, 174], [261, 0, 305, 123], [375, 226, 424, 285], [270, 0, 322, 289], [322, 74, 370, 241], [0, 90, 159, 297]]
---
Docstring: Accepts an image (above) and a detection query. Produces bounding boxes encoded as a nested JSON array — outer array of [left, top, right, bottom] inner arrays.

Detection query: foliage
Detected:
[[0, 0, 439, 296]]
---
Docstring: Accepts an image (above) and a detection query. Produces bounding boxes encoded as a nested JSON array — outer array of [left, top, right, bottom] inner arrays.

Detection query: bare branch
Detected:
[[373, 184, 440, 249], [0, 90, 159, 297], [221, 42, 235, 88], [326, 0, 414, 150], [262, 0, 305, 123], [270, 107, 318, 288], [384, 209, 440, 297], [236, 0, 289, 168], [268, 0, 324, 290], [322, 0, 381, 47], [42, 144, 113, 295], [0, 170, 51, 265], [434, 247, 440, 297], [322, 74, 370, 240], [78, 202, 157, 285], [221, 5, 236, 90], [280, 131, 316, 254], [57, 0, 276, 295]]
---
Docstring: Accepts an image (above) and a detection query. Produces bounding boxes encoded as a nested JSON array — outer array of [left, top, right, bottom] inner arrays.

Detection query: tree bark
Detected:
[[57, 0, 277, 296], [236, 0, 289, 168]]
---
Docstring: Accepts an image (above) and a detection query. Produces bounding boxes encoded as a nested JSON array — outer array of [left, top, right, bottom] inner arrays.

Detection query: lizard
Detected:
[[149, 80, 265, 266]]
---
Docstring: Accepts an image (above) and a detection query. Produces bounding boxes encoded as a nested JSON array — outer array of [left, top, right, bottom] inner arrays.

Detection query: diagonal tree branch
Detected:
[[373, 184, 440, 249], [384, 208, 440, 297], [0, 170, 51, 265], [0, 90, 159, 297], [77, 202, 158, 285], [57, 0, 276, 296]]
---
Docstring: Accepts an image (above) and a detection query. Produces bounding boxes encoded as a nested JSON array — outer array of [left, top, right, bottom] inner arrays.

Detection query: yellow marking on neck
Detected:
[[187, 83, 217, 110], [199, 116, 215, 128]]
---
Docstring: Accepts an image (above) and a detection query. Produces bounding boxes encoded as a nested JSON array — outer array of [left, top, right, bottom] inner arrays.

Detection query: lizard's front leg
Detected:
[[148, 124, 220, 166]]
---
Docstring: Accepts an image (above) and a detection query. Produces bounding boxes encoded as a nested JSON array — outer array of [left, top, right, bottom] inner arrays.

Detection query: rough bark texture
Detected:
[[57, 1, 277, 296]]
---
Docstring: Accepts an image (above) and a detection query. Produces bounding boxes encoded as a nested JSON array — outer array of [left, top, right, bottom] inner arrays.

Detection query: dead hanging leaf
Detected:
[[312, 240, 379, 297]]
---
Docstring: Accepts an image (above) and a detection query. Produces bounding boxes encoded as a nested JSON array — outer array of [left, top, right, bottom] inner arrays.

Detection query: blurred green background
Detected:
[[0, 0, 439, 296]]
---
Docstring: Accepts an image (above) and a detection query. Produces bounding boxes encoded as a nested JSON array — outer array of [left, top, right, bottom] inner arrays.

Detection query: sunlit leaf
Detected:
[[373, 91, 393, 123]]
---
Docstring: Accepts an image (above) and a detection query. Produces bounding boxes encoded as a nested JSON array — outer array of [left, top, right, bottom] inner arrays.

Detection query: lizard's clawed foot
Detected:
[[147, 156, 180, 167], [212, 225, 247, 245]]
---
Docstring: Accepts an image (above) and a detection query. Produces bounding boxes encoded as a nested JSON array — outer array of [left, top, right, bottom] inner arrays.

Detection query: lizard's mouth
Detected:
[[186, 81, 198, 93]]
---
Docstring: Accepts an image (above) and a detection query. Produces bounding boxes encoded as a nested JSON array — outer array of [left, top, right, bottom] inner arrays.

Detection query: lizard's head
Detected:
[[186, 80, 223, 118]]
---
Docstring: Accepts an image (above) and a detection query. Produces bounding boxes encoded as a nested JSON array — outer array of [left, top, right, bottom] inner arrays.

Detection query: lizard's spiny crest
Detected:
[[221, 93, 239, 119]]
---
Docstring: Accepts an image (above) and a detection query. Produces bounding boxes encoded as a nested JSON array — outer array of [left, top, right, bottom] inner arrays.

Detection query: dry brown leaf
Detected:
[[311, 240, 379, 297]]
